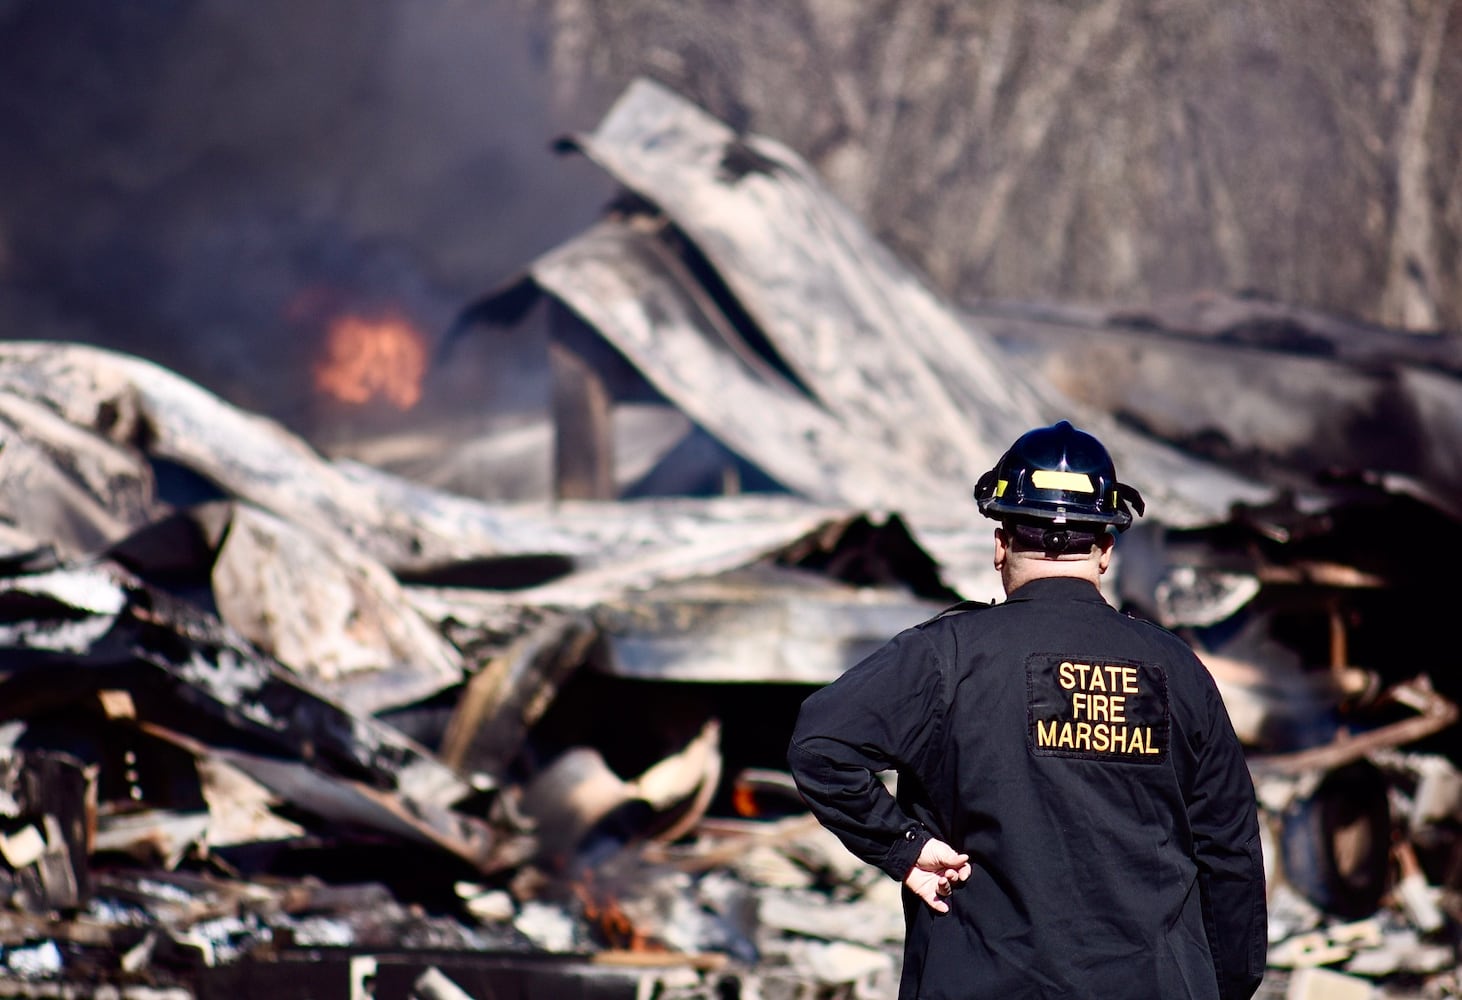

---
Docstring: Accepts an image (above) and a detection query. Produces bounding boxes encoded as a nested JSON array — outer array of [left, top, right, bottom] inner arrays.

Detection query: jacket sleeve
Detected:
[[1188, 664, 1269, 1000], [786, 628, 946, 882]]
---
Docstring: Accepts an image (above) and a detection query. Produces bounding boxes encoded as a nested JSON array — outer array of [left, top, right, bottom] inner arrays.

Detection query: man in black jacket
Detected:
[[787, 421, 1267, 1000]]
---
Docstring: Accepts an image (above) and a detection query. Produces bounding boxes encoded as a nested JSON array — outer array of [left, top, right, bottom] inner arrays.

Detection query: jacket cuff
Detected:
[[882, 824, 930, 882]]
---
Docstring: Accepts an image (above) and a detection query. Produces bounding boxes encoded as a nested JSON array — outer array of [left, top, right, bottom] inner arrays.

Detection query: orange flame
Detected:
[[573, 877, 663, 952], [313, 309, 427, 409], [732, 783, 760, 818]]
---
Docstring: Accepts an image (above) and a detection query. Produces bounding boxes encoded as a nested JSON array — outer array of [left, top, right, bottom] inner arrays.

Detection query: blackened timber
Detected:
[[439, 610, 598, 777], [0, 749, 94, 913], [0, 563, 479, 808], [551, 304, 621, 501], [196, 951, 660, 1000], [180, 740, 535, 876], [1248, 676, 1460, 778]]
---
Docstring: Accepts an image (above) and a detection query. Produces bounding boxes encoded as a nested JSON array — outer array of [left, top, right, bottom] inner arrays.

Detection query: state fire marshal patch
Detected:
[[1026, 653, 1169, 764]]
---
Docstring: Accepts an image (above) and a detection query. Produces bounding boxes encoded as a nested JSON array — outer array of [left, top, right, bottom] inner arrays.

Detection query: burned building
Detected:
[[0, 77, 1459, 999]]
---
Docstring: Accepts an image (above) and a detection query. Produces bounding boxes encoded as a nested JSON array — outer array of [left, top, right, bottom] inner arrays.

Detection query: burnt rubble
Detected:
[[0, 77, 1461, 1000]]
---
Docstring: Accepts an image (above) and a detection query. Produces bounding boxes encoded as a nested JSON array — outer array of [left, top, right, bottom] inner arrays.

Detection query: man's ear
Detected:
[[1096, 532, 1115, 573], [993, 526, 1009, 571]]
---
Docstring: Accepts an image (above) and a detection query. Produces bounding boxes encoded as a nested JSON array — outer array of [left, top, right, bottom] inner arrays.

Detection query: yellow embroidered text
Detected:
[[1037, 660, 1160, 755]]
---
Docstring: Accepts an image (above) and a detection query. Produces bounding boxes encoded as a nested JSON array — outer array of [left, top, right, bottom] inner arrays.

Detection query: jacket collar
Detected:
[[1004, 576, 1109, 605]]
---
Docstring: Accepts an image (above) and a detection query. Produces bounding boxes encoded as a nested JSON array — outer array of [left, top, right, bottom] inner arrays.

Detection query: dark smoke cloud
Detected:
[[0, 0, 613, 439]]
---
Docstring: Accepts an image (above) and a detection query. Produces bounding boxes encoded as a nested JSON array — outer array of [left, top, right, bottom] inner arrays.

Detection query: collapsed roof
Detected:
[[451, 76, 1282, 600]]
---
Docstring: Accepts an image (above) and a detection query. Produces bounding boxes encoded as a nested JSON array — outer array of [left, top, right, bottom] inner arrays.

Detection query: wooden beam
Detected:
[[438, 610, 598, 777], [550, 304, 617, 501]]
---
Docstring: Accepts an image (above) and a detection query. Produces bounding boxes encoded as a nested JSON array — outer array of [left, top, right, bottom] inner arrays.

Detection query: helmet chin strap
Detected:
[[1006, 521, 1101, 556]]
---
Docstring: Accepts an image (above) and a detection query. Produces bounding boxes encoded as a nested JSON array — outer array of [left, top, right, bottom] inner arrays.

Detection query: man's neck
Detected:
[[1002, 557, 1102, 595]]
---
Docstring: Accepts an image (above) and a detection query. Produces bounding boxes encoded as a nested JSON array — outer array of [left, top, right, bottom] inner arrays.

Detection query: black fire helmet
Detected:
[[973, 420, 1146, 533]]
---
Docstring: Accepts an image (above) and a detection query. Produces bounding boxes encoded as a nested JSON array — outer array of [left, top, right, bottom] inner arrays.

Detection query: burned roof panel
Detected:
[[555, 78, 1276, 532]]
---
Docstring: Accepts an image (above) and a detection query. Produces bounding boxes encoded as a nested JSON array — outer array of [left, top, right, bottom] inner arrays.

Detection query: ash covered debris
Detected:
[[0, 338, 957, 998]]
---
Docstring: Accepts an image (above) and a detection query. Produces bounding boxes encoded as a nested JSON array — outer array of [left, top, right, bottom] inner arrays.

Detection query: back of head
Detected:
[[972, 420, 1145, 558]]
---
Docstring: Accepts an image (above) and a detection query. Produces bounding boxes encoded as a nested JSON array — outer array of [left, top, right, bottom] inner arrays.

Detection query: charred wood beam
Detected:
[[199, 950, 659, 1000], [550, 305, 618, 501], [641, 812, 825, 874], [0, 749, 94, 914], [0, 568, 537, 874], [0, 911, 116, 948], [1249, 675, 1459, 778], [0, 563, 479, 809], [215, 747, 533, 877], [439, 610, 598, 778]]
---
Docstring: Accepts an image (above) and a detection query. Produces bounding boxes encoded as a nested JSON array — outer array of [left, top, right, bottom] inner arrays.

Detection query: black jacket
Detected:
[[788, 577, 1267, 1000]]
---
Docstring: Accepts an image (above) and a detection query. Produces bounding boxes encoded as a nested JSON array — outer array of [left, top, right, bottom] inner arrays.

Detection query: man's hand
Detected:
[[904, 837, 972, 913]]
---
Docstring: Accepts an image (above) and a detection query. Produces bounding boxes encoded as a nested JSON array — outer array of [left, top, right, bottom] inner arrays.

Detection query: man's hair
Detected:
[[1002, 519, 1102, 557]]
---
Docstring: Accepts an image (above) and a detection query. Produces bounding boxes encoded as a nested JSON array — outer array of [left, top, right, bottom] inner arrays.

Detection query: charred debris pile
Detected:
[[2, 78, 1462, 999]]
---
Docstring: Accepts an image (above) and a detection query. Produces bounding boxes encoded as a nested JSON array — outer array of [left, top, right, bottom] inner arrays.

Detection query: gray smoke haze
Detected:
[[0, 0, 614, 441]]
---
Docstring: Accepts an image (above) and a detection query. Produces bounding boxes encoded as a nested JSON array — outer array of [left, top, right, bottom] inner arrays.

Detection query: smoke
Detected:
[[0, 0, 613, 440]]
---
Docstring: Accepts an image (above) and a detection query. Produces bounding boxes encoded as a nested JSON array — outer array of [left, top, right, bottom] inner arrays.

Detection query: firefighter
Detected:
[[787, 420, 1267, 1000]]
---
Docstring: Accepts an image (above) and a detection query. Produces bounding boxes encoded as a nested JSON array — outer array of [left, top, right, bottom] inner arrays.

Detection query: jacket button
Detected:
[[904, 828, 918, 841]]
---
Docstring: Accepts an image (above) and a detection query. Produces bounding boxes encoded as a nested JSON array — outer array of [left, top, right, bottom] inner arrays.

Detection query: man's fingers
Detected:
[[907, 842, 969, 911], [916, 840, 968, 871], [906, 869, 957, 912], [934, 865, 967, 887]]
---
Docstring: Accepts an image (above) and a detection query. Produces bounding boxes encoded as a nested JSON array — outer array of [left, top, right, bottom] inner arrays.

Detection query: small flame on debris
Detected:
[[573, 876, 661, 953], [312, 308, 428, 409], [732, 783, 760, 818]]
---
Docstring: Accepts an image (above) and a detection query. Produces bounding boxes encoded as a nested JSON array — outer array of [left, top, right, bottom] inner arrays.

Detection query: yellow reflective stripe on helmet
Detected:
[[1030, 469, 1095, 493], [995, 479, 1009, 497]]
